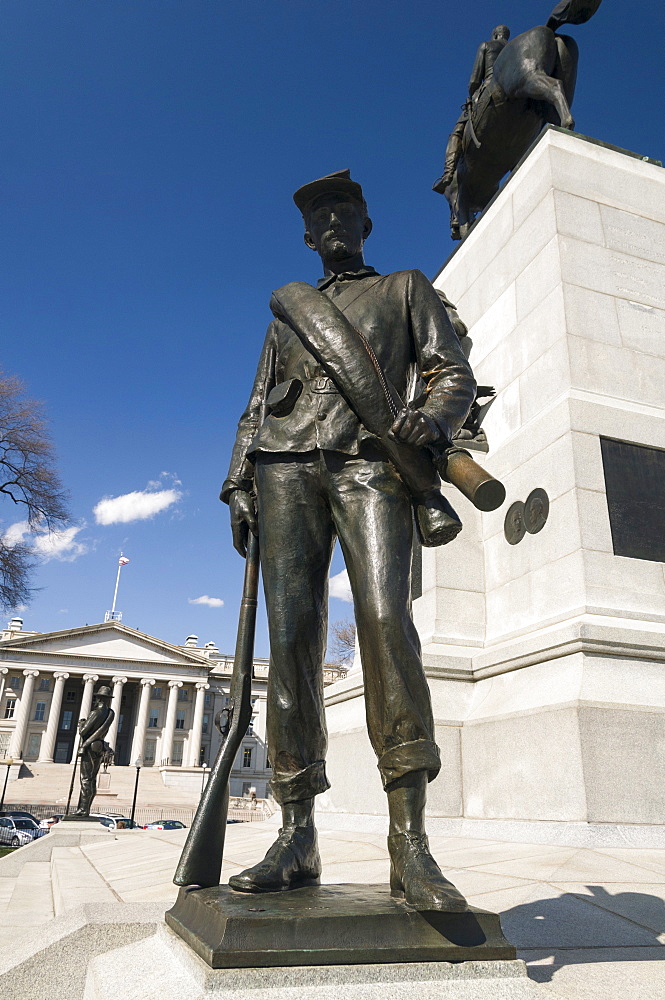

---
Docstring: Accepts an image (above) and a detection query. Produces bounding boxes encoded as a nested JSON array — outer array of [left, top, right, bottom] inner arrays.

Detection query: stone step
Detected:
[[84, 925, 554, 1000], [51, 846, 117, 916], [6, 860, 54, 926], [0, 876, 17, 916], [0, 900, 165, 1000]]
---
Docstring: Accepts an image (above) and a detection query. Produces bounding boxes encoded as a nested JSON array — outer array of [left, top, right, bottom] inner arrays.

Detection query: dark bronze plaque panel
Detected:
[[600, 437, 665, 563]]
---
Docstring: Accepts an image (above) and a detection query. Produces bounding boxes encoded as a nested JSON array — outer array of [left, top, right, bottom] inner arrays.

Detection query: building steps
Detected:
[[5, 761, 203, 811]]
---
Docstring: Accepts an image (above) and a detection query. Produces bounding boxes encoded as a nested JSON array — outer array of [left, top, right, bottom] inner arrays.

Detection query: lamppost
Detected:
[[129, 756, 142, 828], [0, 759, 13, 812], [201, 760, 207, 796]]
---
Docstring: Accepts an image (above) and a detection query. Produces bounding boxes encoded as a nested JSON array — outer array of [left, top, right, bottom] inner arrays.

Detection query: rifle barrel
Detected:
[[173, 345, 274, 889]]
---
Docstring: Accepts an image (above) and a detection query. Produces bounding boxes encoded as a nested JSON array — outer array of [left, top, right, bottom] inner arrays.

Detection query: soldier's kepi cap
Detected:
[[293, 169, 365, 214], [96, 685, 113, 699]]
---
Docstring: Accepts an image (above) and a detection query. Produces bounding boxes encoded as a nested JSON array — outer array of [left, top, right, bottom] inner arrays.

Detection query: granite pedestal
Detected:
[[320, 126, 665, 847], [85, 924, 548, 1000]]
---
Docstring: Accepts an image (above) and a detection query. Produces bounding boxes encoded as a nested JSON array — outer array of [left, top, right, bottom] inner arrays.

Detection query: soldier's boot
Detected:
[[228, 797, 321, 893], [386, 771, 467, 912], [432, 135, 462, 194]]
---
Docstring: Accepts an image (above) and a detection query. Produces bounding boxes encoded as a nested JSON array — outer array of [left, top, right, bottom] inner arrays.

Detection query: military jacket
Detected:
[[222, 267, 475, 501]]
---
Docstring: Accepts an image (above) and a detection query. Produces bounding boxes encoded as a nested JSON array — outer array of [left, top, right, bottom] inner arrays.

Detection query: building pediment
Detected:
[[0, 622, 209, 668]]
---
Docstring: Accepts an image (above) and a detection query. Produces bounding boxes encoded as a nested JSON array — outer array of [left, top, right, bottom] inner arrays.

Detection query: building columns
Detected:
[[188, 682, 210, 767], [106, 675, 127, 753], [130, 678, 155, 764], [9, 669, 40, 759], [37, 671, 70, 762], [0, 669, 7, 710], [72, 674, 99, 755], [160, 681, 182, 765]]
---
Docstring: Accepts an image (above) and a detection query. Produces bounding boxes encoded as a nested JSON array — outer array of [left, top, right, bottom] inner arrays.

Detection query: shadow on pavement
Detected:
[[502, 885, 665, 982]]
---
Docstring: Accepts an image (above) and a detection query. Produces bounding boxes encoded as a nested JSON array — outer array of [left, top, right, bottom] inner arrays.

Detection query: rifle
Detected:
[[64, 749, 80, 816], [174, 347, 274, 889]]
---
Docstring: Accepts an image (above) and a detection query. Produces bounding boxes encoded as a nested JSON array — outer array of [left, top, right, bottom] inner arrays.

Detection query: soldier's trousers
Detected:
[[255, 448, 441, 805]]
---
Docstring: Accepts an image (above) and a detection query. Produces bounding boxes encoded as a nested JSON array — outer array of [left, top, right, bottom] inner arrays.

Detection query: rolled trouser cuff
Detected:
[[378, 739, 441, 788], [270, 760, 330, 804]]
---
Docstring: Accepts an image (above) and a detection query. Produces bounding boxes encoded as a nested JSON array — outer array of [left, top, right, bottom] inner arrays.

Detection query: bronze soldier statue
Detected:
[[433, 25, 510, 194], [74, 685, 114, 816], [221, 170, 476, 910]]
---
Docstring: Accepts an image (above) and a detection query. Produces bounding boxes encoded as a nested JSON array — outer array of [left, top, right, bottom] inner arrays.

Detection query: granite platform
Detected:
[[1, 821, 664, 998]]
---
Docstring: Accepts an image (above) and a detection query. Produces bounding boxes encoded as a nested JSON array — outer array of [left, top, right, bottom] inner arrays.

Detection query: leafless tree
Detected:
[[328, 618, 357, 663], [0, 370, 70, 610]]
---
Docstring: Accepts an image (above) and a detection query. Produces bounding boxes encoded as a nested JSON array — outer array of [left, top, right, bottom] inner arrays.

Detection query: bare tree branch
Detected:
[[328, 618, 357, 663], [0, 369, 70, 611]]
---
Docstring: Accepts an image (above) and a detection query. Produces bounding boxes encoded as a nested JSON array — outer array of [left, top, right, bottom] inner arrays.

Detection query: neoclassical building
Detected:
[[0, 617, 345, 799]]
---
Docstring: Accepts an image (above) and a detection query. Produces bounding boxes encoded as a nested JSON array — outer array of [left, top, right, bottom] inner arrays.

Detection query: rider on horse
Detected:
[[432, 25, 510, 195]]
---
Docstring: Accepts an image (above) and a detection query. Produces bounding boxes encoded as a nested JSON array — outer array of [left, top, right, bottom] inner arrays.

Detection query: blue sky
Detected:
[[0, 0, 662, 655]]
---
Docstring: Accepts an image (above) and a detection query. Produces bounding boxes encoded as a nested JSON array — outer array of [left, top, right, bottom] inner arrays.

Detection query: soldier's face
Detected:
[[304, 194, 371, 263]]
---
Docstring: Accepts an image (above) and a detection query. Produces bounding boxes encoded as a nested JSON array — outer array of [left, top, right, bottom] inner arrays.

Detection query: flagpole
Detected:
[[111, 557, 123, 615]]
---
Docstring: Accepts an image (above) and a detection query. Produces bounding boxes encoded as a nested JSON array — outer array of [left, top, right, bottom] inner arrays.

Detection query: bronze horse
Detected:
[[437, 0, 603, 239]]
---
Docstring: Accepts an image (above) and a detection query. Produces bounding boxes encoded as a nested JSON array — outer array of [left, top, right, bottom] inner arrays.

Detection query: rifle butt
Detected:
[[173, 533, 260, 888], [174, 770, 230, 887]]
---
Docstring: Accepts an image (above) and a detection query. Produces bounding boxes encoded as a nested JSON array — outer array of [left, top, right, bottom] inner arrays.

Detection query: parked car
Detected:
[[0, 810, 40, 825], [39, 814, 64, 830], [142, 819, 187, 831], [0, 816, 47, 847], [92, 815, 141, 831]]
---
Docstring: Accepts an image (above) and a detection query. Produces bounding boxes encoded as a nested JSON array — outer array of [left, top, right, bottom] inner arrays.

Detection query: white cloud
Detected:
[[3, 520, 30, 547], [94, 488, 181, 525], [33, 525, 88, 561], [189, 595, 224, 608], [329, 569, 352, 603], [3, 520, 88, 562]]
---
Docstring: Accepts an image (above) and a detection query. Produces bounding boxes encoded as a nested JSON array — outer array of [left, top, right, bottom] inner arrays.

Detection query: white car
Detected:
[[0, 816, 46, 847], [91, 814, 141, 831]]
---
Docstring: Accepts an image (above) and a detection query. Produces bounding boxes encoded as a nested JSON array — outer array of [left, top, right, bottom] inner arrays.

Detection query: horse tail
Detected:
[[546, 0, 603, 31]]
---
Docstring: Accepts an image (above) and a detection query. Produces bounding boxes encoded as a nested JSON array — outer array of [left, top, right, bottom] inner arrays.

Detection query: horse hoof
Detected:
[[562, 116, 575, 130]]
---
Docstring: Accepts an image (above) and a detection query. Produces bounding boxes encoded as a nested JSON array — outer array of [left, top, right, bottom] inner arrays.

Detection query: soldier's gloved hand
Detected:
[[229, 490, 258, 558], [389, 408, 440, 447]]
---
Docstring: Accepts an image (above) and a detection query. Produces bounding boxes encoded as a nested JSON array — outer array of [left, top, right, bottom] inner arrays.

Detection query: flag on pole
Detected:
[[118, 556, 130, 566]]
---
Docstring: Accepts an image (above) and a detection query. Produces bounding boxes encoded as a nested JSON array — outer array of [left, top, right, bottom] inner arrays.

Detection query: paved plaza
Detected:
[[1, 820, 664, 998]]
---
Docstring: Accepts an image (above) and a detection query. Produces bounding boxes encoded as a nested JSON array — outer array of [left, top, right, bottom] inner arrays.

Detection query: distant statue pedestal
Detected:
[[320, 127, 665, 848]]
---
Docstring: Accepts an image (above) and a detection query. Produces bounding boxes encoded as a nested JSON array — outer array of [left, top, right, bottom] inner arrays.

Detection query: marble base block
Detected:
[[320, 128, 665, 841], [85, 924, 548, 1000]]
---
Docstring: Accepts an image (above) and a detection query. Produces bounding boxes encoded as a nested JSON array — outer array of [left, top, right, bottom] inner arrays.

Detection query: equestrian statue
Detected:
[[432, 0, 604, 239]]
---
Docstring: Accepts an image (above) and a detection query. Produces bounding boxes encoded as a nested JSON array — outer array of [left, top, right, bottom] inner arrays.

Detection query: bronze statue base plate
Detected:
[[165, 883, 516, 968]]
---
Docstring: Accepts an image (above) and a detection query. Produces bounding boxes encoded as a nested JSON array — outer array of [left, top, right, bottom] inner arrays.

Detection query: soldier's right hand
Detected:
[[229, 490, 258, 558]]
